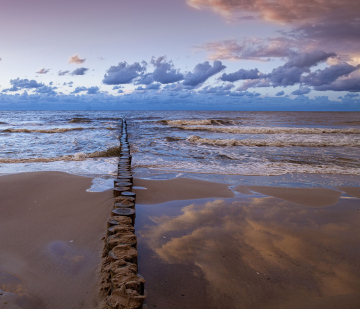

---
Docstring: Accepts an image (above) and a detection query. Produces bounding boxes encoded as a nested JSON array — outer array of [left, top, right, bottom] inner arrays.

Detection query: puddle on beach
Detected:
[[46, 241, 90, 275], [0, 272, 45, 309], [135, 193, 360, 309]]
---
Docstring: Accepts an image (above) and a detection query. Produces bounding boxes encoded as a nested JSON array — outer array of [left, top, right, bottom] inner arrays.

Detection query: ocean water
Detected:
[[1, 110, 360, 188]]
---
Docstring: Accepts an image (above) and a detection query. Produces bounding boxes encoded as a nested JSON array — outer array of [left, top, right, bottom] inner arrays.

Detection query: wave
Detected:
[[69, 117, 92, 123], [132, 159, 360, 176], [1, 127, 116, 133], [165, 136, 183, 142], [158, 119, 235, 126], [186, 135, 360, 147], [0, 146, 121, 163], [177, 126, 360, 135], [2, 127, 86, 133]]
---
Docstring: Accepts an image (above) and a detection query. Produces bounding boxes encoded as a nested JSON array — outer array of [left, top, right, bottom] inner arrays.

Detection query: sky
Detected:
[[0, 0, 359, 110]]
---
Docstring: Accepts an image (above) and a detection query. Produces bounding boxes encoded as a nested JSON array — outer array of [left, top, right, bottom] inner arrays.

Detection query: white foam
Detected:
[[179, 125, 360, 134], [186, 135, 360, 147]]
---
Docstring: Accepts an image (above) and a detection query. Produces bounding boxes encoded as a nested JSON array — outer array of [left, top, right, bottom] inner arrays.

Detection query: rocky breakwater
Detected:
[[100, 119, 146, 309]]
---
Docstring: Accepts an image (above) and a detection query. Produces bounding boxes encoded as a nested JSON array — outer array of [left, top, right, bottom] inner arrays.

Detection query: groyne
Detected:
[[100, 119, 146, 309]]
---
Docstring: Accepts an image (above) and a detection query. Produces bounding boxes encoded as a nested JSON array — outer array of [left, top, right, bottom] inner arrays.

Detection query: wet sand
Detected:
[[134, 178, 360, 309], [133, 177, 234, 204], [0, 172, 113, 309], [1, 172, 360, 309]]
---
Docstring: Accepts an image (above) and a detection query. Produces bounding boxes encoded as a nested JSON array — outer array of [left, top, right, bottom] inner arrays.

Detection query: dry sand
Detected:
[[0, 172, 113, 309]]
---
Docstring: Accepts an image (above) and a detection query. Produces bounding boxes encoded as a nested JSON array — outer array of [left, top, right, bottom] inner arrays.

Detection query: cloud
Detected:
[[71, 67, 89, 76], [3, 78, 44, 91], [198, 84, 234, 95], [34, 85, 57, 95], [69, 54, 86, 64], [188, 0, 360, 57], [72, 86, 100, 94], [36, 68, 50, 74], [146, 83, 161, 90], [183, 61, 226, 87], [236, 79, 270, 91], [268, 51, 336, 87], [314, 76, 360, 92], [72, 86, 87, 94], [276, 91, 285, 96], [58, 70, 70, 76], [344, 93, 359, 98], [221, 68, 261, 82], [302, 63, 360, 87], [86, 86, 99, 94], [151, 56, 184, 84], [2, 78, 57, 95], [102, 61, 146, 85], [195, 38, 297, 61], [291, 86, 311, 96], [186, 0, 360, 24]]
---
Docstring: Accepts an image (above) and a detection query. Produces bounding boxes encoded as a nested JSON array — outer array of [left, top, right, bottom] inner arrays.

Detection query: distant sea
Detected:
[[1, 110, 360, 189]]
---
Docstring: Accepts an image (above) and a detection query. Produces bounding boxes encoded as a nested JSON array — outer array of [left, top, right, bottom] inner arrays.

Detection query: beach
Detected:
[[1, 111, 360, 308], [1, 171, 360, 308], [0, 172, 113, 309], [133, 177, 360, 309]]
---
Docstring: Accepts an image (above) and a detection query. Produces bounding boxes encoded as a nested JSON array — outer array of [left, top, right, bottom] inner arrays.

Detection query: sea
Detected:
[[1, 110, 360, 190]]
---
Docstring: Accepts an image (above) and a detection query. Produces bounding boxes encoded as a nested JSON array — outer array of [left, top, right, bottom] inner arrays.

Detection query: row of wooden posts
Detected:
[[101, 119, 147, 309]]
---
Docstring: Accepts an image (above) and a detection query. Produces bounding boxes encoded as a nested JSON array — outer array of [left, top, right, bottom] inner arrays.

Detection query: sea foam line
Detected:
[[177, 126, 360, 135], [186, 135, 360, 147]]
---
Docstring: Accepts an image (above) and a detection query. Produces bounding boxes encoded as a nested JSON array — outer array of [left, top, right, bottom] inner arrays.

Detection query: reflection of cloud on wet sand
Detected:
[[141, 198, 360, 309]]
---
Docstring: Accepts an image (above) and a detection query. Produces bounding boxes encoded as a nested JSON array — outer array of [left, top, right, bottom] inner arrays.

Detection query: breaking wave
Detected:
[[2, 127, 87, 133], [158, 119, 235, 126], [186, 135, 360, 147], [1, 127, 116, 133], [69, 117, 92, 123], [0, 146, 121, 163], [176, 126, 360, 135]]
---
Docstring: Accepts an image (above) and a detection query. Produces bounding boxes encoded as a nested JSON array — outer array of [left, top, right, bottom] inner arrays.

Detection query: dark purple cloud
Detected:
[[276, 91, 285, 96], [135, 73, 154, 85], [291, 86, 311, 96], [151, 56, 184, 84], [146, 83, 161, 90], [2, 78, 57, 94], [34, 85, 57, 95], [71, 67, 89, 76], [72, 87, 87, 94], [267, 51, 336, 87], [102, 62, 146, 85], [314, 76, 360, 92], [302, 63, 360, 86], [87, 86, 100, 94], [3, 78, 44, 91], [183, 61, 226, 86], [221, 68, 261, 82]]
